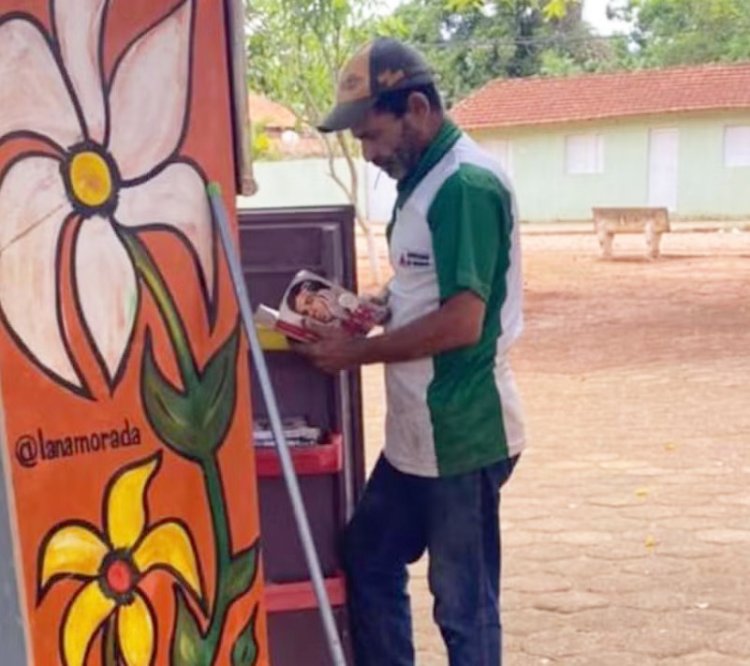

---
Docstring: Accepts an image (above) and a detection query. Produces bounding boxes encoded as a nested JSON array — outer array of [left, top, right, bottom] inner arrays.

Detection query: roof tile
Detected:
[[248, 92, 298, 129], [451, 63, 750, 129]]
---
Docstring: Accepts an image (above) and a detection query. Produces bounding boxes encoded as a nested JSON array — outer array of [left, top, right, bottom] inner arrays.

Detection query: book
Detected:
[[254, 270, 389, 343], [253, 416, 324, 448]]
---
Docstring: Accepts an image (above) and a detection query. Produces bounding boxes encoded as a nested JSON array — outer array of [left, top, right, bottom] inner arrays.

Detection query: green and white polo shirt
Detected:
[[384, 121, 525, 478]]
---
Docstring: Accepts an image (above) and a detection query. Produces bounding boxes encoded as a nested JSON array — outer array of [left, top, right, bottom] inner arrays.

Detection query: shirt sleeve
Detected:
[[427, 164, 512, 303]]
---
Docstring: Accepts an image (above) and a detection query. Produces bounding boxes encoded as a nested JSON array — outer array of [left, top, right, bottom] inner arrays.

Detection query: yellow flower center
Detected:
[[69, 150, 113, 208]]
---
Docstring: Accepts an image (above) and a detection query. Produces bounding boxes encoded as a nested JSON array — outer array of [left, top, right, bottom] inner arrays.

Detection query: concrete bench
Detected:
[[592, 207, 670, 259]]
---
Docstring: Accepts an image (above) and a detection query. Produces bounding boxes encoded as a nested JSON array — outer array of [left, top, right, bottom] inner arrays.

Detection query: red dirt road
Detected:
[[358, 228, 750, 664]]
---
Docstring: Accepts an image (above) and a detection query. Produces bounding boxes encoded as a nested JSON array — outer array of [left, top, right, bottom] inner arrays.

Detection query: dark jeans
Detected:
[[342, 454, 519, 666]]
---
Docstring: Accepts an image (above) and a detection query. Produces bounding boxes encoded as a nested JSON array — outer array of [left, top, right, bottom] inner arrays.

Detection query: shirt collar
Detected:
[[395, 119, 462, 206]]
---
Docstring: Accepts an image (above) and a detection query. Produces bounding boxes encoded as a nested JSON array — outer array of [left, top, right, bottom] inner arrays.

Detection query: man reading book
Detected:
[[295, 37, 526, 666]]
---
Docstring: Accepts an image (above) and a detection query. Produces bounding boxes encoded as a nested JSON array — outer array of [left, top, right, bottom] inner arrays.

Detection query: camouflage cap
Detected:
[[318, 38, 434, 133]]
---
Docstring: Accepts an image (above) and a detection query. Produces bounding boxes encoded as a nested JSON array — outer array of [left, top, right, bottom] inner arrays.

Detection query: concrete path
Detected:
[[358, 228, 750, 664]]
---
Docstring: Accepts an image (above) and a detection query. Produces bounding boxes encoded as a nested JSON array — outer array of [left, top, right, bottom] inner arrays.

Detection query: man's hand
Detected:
[[292, 290, 485, 370], [363, 284, 390, 307], [360, 293, 391, 325], [291, 319, 365, 374]]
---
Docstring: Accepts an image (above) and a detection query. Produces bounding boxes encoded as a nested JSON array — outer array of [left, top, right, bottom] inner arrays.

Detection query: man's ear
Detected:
[[406, 91, 431, 119]]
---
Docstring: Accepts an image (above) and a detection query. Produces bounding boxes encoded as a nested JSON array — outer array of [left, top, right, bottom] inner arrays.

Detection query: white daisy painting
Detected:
[[0, 1, 267, 665], [0, 0, 215, 394]]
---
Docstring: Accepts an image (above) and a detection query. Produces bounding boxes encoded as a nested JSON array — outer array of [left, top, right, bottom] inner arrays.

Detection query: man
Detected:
[[296, 37, 525, 665]]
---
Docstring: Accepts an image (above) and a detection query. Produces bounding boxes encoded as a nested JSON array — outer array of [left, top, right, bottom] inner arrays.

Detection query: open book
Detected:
[[254, 270, 389, 343]]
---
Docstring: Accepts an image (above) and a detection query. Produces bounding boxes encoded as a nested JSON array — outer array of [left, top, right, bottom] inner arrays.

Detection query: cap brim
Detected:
[[317, 98, 375, 133]]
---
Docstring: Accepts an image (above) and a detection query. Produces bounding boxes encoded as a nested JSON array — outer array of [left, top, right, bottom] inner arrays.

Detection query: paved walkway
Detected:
[[357, 228, 750, 664]]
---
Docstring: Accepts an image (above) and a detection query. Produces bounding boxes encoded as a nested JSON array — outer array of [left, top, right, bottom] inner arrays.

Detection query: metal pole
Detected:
[[207, 183, 347, 666]]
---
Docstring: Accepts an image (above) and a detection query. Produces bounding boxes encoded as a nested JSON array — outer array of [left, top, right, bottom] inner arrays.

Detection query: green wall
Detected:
[[470, 111, 750, 222], [237, 157, 399, 224], [239, 158, 359, 209]]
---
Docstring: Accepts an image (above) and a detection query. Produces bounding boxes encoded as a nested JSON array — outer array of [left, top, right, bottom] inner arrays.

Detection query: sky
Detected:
[[372, 0, 634, 35], [582, 0, 632, 35]]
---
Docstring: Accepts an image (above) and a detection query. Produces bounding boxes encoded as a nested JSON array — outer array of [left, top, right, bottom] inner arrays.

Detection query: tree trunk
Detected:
[[297, 84, 383, 285], [319, 132, 382, 285]]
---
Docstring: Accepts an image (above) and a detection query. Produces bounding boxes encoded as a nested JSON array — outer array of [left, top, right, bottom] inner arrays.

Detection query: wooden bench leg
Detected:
[[646, 226, 661, 259], [598, 230, 614, 259]]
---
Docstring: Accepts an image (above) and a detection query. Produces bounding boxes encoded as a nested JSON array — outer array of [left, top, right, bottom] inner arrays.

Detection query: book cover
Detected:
[[255, 270, 389, 341]]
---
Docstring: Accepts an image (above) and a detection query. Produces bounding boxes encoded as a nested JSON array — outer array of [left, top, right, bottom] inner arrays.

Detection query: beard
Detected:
[[376, 123, 423, 181]]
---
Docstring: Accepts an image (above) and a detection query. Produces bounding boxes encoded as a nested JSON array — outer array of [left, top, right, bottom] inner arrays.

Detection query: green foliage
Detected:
[[543, 0, 570, 20], [168, 541, 260, 665], [251, 130, 272, 159], [224, 545, 260, 602], [615, 0, 750, 67], [141, 326, 240, 463], [246, 0, 612, 110], [245, 0, 750, 121], [383, 0, 625, 105], [245, 0, 378, 214], [250, 121, 279, 161], [231, 607, 260, 665], [246, 0, 382, 127], [171, 587, 206, 665]]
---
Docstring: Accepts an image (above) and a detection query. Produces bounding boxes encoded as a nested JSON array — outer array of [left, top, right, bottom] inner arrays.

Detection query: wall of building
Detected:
[[241, 111, 750, 224], [677, 115, 750, 217], [239, 158, 397, 224], [470, 111, 750, 222]]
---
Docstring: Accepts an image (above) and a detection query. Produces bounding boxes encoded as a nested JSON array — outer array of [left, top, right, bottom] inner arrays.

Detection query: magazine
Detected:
[[254, 270, 389, 343]]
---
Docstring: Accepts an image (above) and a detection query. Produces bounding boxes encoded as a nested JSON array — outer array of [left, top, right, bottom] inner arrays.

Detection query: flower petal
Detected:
[[62, 579, 116, 666], [53, 0, 108, 143], [0, 155, 81, 389], [0, 17, 82, 148], [133, 520, 203, 602], [117, 592, 155, 666], [107, 1, 193, 179], [73, 216, 138, 387], [117, 161, 214, 298], [105, 455, 160, 550], [39, 522, 107, 591]]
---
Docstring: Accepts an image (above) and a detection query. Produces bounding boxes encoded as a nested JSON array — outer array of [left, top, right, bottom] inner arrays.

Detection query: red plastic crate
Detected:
[[265, 573, 347, 613], [255, 433, 343, 477]]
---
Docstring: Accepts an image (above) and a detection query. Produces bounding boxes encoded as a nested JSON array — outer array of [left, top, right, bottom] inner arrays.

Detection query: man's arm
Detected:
[[294, 290, 485, 374]]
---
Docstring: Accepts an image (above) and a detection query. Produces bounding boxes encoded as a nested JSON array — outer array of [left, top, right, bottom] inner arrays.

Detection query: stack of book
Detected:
[[253, 416, 324, 448]]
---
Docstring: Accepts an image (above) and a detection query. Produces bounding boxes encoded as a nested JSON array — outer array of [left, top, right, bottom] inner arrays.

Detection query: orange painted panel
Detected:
[[0, 1, 267, 664]]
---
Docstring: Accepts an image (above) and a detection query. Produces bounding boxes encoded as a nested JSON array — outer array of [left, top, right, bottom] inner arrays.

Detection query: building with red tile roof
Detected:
[[248, 92, 326, 158], [248, 92, 299, 130], [450, 64, 750, 222], [452, 63, 750, 129]]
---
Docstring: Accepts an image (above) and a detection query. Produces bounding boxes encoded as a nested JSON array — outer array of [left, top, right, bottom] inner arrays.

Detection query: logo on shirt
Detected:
[[398, 251, 431, 267]]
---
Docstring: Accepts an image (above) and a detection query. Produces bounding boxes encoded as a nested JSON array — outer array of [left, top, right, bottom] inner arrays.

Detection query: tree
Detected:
[[384, 0, 622, 106], [245, 0, 383, 280], [612, 0, 750, 67]]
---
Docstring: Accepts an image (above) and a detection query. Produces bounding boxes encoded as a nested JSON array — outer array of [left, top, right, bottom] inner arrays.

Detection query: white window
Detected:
[[724, 125, 750, 167], [565, 133, 604, 174]]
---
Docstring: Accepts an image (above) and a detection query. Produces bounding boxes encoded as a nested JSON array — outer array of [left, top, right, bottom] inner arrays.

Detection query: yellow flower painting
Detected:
[[38, 454, 203, 666]]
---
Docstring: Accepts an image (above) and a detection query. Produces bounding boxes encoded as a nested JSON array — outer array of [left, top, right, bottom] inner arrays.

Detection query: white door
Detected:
[[485, 139, 513, 177], [648, 129, 679, 211]]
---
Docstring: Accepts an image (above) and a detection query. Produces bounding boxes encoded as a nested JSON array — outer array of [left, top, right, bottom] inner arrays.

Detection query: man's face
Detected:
[[294, 289, 333, 323], [352, 108, 423, 181]]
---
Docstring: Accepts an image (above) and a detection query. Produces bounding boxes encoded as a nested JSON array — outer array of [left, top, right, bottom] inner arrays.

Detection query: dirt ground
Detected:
[[356, 227, 750, 665]]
